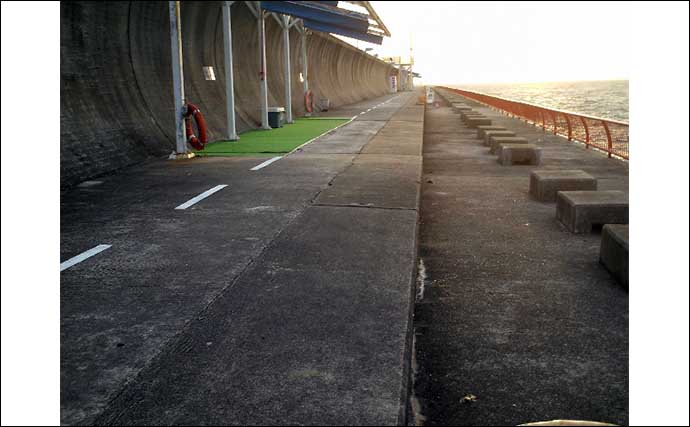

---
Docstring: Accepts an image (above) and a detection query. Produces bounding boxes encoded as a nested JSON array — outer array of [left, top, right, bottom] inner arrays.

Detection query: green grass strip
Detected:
[[195, 117, 350, 157]]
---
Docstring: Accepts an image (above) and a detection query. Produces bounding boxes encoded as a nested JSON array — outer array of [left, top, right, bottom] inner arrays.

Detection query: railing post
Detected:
[[564, 114, 572, 141], [540, 111, 546, 132], [602, 120, 613, 158], [579, 116, 590, 148], [550, 111, 558, 135]]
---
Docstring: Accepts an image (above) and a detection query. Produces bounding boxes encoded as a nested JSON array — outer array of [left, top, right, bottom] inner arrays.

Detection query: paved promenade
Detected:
[[412, 90, 628, 426], [61, 91, 423, 425]]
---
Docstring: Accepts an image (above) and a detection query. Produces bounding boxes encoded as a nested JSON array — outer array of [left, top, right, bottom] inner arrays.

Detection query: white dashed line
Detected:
[[286, 116, 358, 155], [175, 185, 228, 209], [250, 156, 282, 171], [60, 244, 112, 272]]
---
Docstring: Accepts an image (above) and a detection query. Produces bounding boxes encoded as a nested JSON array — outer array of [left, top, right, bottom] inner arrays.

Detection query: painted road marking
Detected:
[[282, 94, 401, 160], [175, 184, 228, 209], [354, 95, 399, 118], [250, 156, 282, 171], [60, 244, 111, 272], [287, 116, 357, 155]]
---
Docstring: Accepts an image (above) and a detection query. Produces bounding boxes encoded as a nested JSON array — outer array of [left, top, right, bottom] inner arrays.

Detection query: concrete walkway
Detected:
[[60, 91, 423, 425], [412, 91, 628, 425]]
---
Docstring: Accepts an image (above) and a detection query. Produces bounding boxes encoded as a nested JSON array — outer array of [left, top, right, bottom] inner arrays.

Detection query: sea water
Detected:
[[450, 80, 629, 122]]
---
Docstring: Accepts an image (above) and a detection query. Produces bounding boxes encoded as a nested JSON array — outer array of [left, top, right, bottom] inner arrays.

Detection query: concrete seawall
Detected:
[[60, 1, 394, 188]]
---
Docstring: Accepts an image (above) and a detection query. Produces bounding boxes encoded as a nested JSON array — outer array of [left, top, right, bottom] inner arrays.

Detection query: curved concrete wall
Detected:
[[61, 1, 394, 188]]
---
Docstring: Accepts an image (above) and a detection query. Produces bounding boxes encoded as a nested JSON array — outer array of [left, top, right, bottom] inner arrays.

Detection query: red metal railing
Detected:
[[437, 86, 629, 160]]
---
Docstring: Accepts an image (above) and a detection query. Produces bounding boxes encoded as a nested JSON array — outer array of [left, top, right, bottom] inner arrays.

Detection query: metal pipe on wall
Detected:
[[300, 28, 310, 117], [257, 3, 271, 129], [168, 1, 187, 153], [282, 15, 293, 124], [222, 1, 239, 140]]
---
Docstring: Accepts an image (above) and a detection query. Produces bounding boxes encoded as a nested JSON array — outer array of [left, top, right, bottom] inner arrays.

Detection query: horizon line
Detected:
[[419, 78, 629, 86]]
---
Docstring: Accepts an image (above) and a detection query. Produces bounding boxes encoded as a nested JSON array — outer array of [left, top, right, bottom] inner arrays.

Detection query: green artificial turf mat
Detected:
[[195, 118, 349, 157]]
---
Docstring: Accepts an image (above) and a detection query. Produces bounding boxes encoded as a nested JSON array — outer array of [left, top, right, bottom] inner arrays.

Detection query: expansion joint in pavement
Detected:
[[312, 203, 418, 212]]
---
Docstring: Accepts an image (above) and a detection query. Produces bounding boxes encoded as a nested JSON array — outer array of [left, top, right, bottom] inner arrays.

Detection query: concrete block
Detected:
[[460, 110, 480, 119], [496, 142, 530, 157], [462, 115, 486, 123], [463, 117, 487, 126], [599, 224, 629, 289], [498, 143, 541, 165], [489, 136, 528, 153], [465, 117, 492, 128], [476, 126, 507, 140], [556, 191, 628, 233], [529, 170, 598, 202], [484, 130, 516, 146], [451, 103, 472, 113]]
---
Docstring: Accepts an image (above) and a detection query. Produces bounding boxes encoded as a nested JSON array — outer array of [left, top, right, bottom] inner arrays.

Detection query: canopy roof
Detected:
[[260, 1, 390, 45]]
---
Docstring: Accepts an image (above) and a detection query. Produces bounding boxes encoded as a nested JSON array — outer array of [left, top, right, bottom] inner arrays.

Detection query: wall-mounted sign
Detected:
[[426, 86, 434, 104], [389, 75, 398, 93], [203, 66, 216, 81]]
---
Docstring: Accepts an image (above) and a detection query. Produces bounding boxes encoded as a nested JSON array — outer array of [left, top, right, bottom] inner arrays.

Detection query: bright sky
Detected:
[[342, 1, 631, 84]]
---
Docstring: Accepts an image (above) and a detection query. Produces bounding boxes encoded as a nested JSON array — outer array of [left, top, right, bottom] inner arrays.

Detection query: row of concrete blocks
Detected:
[[450, 103, 496, 130], [460, 108, 493, 129], [477, 125, 543, 166], [435, 91, 475, 108], [443, 94, 479, 107], [475, 125, 629, 288], [441, 108, 543, 166], [450, 96, 628, 287], [533, 171, 629, 288]]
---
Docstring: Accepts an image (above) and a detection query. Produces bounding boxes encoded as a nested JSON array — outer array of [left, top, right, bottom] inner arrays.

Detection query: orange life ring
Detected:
[[184, 103, 208, 150], [304, 90, 314, 113]]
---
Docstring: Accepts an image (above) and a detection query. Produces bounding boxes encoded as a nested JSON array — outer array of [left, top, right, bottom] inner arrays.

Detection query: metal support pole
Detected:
[[169, 1, 187, 153], [282, 16, 293, 124], [257, 5, 271, 130], [222, 1, 238, 140], [300, 29, 310, 117]]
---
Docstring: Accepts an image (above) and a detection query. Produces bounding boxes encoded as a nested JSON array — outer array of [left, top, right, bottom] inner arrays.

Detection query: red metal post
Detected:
[[580, 116, 590, 148], [602, 120, 613, 158], [540, 110, 546, 131], [564, 114, 572, 141]]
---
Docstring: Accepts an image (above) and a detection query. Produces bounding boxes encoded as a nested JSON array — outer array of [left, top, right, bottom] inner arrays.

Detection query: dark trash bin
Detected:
[[319, 98, 330, 111], [267, 107, 285, 128]]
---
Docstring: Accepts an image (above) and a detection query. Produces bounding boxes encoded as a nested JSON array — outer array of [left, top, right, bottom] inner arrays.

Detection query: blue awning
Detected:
[[302, 19, 383, 45], [260, 1, 369, 32], [260, 1, 384, 44]]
